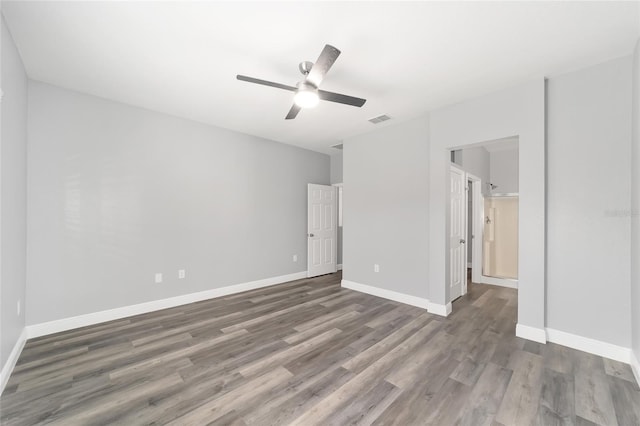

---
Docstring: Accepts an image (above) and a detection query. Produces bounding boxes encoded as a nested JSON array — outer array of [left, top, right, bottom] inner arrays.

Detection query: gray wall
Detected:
[[1, 17, 28, 368], [330, 152, 343, 184], [631, 39, 640, 365], [547, 56, 632, 347], [490, 148, 519, 193], [460, 146, 490, 194], [26, 82, 329, 325], [343, 117, 429, 300], [457, 145, 490, 261]]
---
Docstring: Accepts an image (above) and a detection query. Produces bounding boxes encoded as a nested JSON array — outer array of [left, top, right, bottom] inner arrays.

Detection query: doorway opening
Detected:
[[449, 136, 519, 300]]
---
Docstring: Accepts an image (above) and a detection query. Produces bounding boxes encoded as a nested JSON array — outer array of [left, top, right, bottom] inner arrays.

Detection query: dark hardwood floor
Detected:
[[1, 272, 639, 425]]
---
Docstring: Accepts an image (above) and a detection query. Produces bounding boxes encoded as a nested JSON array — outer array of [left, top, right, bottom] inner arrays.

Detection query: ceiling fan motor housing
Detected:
[[299, 61, 314, 76], [296, 81, 317, 91]]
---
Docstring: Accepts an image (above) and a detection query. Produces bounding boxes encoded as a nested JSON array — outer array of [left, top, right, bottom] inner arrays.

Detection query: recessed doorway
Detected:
[[449, 137, 519, 299]]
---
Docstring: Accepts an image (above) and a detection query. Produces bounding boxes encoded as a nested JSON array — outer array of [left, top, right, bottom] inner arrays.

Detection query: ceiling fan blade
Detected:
[[237, 75, 296, 92], [318, 90, 366, 107], [285, 104, 301, 120], [306, 44, 341, 88]]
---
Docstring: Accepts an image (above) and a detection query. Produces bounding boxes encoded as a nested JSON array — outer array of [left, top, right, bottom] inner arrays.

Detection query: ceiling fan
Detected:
[[236, 44, 366, 120]]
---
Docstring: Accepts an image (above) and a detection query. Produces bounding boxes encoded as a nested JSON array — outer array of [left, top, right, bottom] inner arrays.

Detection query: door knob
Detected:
[[309, 233, 315, 237], [460, 239, 466, 244]]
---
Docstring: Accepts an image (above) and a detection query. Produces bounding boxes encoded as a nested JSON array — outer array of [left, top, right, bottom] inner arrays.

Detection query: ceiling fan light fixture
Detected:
[[237, 44, 366, 119], [293, 83, 319, 108]]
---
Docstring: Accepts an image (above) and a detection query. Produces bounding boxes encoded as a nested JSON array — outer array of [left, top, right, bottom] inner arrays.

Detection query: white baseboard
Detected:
[[516, 323, 547, 344], [546, 328, 631, 364], [480, 275, 518, 289], [337, 264, 343, 271], [427, 302, 452, 317], [341, 280, 429, 309], [26, 271, 307, 339], [1, 327, 27, 394], [631, 350, 640, 387]]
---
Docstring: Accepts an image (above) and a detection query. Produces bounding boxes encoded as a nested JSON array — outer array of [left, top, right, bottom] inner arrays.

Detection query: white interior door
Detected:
[[307, 184, 337, 277], [450, 166, 467, 300]]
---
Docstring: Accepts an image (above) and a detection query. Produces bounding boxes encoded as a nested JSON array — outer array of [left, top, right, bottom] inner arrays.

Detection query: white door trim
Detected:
[[332, 183, 343, 228], [466, 174, 484, 286], [479, 275, 518, 288]]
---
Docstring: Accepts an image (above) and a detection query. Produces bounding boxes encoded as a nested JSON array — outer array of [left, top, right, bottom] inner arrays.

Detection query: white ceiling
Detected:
[[3, 1, 639, 155]]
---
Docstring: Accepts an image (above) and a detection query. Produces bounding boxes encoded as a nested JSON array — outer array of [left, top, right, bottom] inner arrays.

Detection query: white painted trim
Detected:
[[1, 327, 27, 394], [340, 280, 429, 309], [487, 193, 519, 197], [630, 350, 640, 387], [516, 323, 547, 344], [546, 328, 631, 364], [479, 275, 518, 289], [450, 164, 468, 299], [469, 177, 484, 286], [337, 264, 343, 271], [427, 302, 452, 317], [26, 271, 307, 339]]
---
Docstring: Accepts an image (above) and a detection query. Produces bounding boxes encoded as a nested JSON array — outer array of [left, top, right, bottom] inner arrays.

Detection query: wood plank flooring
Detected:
[[2, 272, 639, 425]]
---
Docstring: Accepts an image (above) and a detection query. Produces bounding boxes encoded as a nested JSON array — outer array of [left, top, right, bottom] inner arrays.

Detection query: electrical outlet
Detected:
[[293, 254, 298, 262], [155, 273, 163, 284], [374, 264, 380, 273], [178, 269, 186, 279], [17, 300, 21, 316]]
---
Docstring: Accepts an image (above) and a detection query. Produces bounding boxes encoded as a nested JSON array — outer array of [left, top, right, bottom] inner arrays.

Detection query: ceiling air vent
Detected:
[[331, 143, 343, 150], [368, 114, 391, 124]]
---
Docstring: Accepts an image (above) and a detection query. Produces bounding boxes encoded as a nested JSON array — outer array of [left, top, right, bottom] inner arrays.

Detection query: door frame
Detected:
[[467, 173, 483, 288], [332, 183, 343, 270]]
